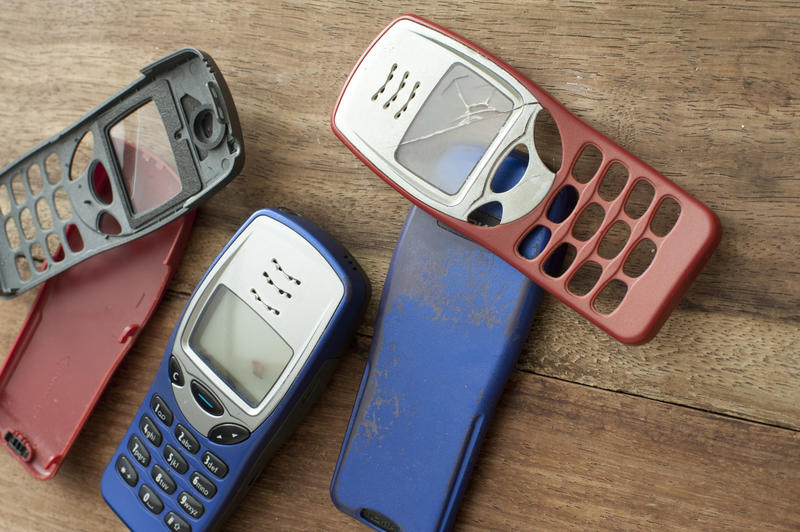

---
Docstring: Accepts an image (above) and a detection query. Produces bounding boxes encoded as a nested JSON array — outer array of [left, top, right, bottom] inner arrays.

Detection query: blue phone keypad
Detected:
[[114, 392, 228, 530]]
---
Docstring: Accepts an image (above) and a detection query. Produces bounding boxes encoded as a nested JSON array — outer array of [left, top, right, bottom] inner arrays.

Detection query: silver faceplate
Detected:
[[171, 215, 344, 436], [335, 19, 555, 224]]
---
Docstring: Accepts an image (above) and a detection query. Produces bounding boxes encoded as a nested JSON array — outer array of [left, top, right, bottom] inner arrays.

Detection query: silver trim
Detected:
[[335, 19, 555, 224], [171, 215, 345, 435]]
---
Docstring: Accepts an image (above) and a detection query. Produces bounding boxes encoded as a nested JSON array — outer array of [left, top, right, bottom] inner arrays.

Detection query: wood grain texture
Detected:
[[0, 0, 797, 529], [0, 335, 798, 531]]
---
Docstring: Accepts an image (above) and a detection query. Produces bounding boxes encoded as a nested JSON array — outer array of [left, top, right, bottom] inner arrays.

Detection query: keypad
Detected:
[[119, 392, 228, 527], [177, 491, 205, 519], [201, 451, 228, 478], [116, 455, 138, 486], [169, 356, 185, 387], [208, 423, 250, 445], [128, 435, 151, 467], [190, 471, 217, 498], [164, 511, 191, 531], [190, 380, 224, 416], [139, 484, 164, 514], [151, 394, 174, 426], [140, 415, 163, 446], [152, 464, 177, 494], [163, 444, 189, 474], [174, 424, 199, 454]]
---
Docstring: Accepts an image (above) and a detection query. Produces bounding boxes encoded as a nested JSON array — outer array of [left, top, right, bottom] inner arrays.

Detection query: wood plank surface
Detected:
[[0, 0, 797, 530]]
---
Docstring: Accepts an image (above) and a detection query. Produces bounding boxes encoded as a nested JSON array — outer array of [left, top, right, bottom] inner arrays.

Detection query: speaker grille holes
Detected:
[[91, 162, 113, 205], [19, 208, 35, 240], [272, 258, 302, 285], [263, 271, 292, 298], [15, 255, 31, 281], [11, 173, 26, 205], [394, 81, 420, 119], [384, 71, 409, 109], [30, 243, 46, 272], [0, 184, 10, 215], [651, 197, 681, 237], [624, 238, 656, 278], [547, 185, 579, 223], [533, 108, 562, 172], [572, 144, 603, 183], [624, 179, 655, 219], [518, 225, 551, 260], [468, 201, 502, 227], [545, 242, 576, 278], [66, 224, 84, 252], [250, 288, 280, 315], [594, 279, 628, 314], [598, 221, 630, 259], [372, 63, 397, 101], [47, 233, 65, 262], [569, 260, 603, 296], [5, 218, 21, 250], [53, 188, 72, 220], [45, 152, 61, 185], [35, 198, 54, 231], [98, 212, 122, 235], [70, 130, 94, 181], [491, 145, 528, 193], [572, 203, 605, 241], [27, 164, 44, 196], [598, 162, 628, 201]]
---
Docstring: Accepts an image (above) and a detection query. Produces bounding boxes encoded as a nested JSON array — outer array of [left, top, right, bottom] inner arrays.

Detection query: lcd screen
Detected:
[[395, 63, 513, 195], [189, 285, 294, 407]]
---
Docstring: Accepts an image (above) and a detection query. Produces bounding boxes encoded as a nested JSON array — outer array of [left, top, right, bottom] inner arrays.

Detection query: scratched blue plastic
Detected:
[[331, 155, 571, 532], [101, 208, 368, 532]]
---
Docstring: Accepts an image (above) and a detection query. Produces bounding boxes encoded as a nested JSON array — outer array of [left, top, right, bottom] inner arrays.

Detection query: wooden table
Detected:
[[0, 1, 798, 530]]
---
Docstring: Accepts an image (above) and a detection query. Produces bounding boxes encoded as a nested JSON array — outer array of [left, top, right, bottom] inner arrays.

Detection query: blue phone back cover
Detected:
[[330, 206, 549, 532]]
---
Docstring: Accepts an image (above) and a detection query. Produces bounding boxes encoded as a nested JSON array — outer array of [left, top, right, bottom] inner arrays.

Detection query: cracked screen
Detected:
[[189, 285, 294, 408], [395, 63, 513, 195]]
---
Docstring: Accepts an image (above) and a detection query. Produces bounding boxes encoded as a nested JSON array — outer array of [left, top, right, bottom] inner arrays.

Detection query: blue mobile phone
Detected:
[[330, 155, 573, 532], [101, 208, 369, 532]]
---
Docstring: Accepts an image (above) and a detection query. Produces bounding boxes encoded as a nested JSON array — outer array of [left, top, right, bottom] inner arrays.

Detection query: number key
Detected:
[[128, 435, 150, 467], [139, 484, 164, 514], [177, 491, 205, 519], [151, 394, 173, 426], [140, 415, 162, 446], [163, 444, 188, 474], [174, 424, 199, 454]]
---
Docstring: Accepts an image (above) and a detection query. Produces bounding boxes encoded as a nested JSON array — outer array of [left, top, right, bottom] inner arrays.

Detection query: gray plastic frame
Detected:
[[0, 48, 244, 297]]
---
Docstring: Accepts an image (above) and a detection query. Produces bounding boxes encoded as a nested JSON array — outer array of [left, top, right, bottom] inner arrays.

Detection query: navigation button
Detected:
[[151, 394, 174, 427], [169, 356, 185, 386], [190, 380, 224, 416], [139, 484, 164, 514], [208, 423, 250, 445], [116, 455, 138, 486], [128, 435, 150, 467], [174, 424, 200, 454], [201, 451, 228, 478], [140, 415, 162, 447]]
